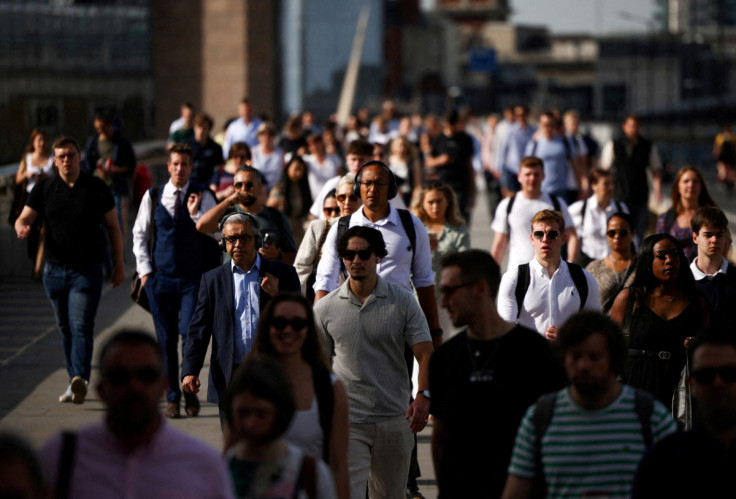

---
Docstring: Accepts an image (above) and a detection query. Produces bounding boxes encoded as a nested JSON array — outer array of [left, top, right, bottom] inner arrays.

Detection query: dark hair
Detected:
[[631, 234, 701, 302], [688, 325, 736, 366], [691, 206, 729, 235], [247, 293, 330, 370], [229, 142, 252, 160], [589, 168, 612, 185], [223, 357, 295, 440], [235, 165, 265, 185], [94, 107, 115, 124], [276, 155, 312, 216], [337, 226, 388, 259], [441, 249, 501, 300], [52, 135, 80, 154], [0, 432, 45, 494], [26, 128, 49, 154], [347, 139, 373, 157], [670, 166, 717, 215], [607, 211, 634, 229], [169, 143, 194, 161], [193, 112, 213, 129], [556, 312, 628, 376], [98, 329, 163, 375]]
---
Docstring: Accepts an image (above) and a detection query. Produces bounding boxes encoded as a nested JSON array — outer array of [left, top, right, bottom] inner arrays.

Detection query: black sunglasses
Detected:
[[223, 234, 254, 245], [532, 230, 560, 240], [439, 281, 472, 297], [607, 229, 630, 238], [233, 181, 256, 190], [105, 366, 160, 387], [336, 193, 359, 203], [271, 316, 309, 331], [324, 207, 341, 215], [343, 249, 373, 261], [691, 366, 736, 385]]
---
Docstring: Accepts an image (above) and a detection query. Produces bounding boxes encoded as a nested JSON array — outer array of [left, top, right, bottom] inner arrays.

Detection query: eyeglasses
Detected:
[[271, 316, 309, 331], [532, 230, 560, 240], [439, 282, 472, 297], [336, 193, 359, 203], [606, 229, 630, 238], [654, 249, 679, 261], [343, 249, 373, 261], [323, 207, 341, 216], [105, 366, 160, 387], [234, 181, 255, 190], [691, 366, 736, 385], [223, 234, 255, 245], [359, 180, 388, 189]]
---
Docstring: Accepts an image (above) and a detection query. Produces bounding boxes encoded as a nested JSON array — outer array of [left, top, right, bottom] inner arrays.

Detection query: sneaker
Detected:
[[59, 384, 73, 403], [70, 376, 88, 404]]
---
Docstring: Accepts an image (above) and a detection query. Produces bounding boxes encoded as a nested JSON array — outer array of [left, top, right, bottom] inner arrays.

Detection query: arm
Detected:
[[182, 273, 215, 392], [328, 379, 350, 499], [496, 268, 519, 323], [565, 226, 579, 263], [424, 153, 450, 169], [103, 208, 125, 287], [196, 190, 241, 234], [293, 222, 321, 292], [609, 287, 631, 327], [416, 285, 441, 348], [15, 206, 38, 240], [312, 222, 341, 300], [501, 475, 533, 499], [599, 141, 614, 170], [491, 232, 509, 265], [406, 341, 433, 433]]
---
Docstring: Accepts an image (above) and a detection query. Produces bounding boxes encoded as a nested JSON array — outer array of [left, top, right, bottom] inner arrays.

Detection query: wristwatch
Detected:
[[430, 328, 444, 337], [417, 390, 431, 400]]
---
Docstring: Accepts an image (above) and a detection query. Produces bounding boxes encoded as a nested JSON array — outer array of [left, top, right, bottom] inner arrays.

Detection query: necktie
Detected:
[[174, 189, 181, 219]]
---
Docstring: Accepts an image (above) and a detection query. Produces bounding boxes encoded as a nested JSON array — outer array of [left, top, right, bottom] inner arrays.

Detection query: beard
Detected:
[[241, 195, 256, 207]]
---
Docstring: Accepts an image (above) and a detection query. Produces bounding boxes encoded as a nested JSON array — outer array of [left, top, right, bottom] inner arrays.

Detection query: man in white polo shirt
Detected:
[[497, 209, 600, 340]]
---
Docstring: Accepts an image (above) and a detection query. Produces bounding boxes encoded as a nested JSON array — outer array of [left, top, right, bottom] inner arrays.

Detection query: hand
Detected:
[[187, 192, 202, 216], [182, 375, 200, 394], [16, 223, 31, 240], [406, 395, 431, 433], [545, 325, 558, 342], [140, 273, 150, 288], [258, 244, 280, 260], [219, 185, 235, 200], [260, 271, 280, 296], [110, 265, 125, 288]]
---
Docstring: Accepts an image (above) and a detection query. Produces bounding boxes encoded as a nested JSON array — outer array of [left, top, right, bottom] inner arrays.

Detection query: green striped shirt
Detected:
[[508, 385, 676, 498]]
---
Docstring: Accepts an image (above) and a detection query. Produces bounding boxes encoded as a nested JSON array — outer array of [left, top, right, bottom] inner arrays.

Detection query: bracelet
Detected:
[[430, 328, 443, 337]]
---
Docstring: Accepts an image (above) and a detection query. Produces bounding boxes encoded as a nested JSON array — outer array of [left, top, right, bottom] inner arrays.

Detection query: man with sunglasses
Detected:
[[132, 144, 220, 418], [314, 226, 433, 499], [633, 328, 736, 498], [182, 212, 299, 427], [40, 330, 233, 499], [497, 209, 600, 340]]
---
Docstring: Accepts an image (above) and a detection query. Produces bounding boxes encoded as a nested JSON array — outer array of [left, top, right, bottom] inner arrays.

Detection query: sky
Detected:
[[509, 0, 658, 34]]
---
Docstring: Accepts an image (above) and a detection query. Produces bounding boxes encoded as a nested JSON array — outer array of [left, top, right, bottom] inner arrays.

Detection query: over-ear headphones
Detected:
[[354, 160, 398, 200], [218, 211, 262, 251]]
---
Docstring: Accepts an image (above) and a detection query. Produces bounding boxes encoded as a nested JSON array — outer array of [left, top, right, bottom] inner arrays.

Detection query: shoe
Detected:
[[70, 376, 88, 404], [59, 384, 73, 403], [165, 401, 180, 419], [184, 392, 200, 417]]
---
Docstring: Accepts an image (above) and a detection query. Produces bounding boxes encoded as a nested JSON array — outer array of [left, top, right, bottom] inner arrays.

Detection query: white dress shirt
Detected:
[[497, 258, 601, 335], [568, 195, 629, 260]]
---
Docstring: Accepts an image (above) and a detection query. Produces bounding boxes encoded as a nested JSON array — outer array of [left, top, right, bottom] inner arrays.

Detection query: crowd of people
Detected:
[[5, 97, 736, 499]]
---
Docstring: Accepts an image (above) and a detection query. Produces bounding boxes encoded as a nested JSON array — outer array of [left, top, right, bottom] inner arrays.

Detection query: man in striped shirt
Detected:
[[502, 312, 676, 499]]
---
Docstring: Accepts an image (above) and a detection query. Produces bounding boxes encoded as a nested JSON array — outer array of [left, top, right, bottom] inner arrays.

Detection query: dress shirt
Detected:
[[690, 257, 729, 280], [223, 117, 262, 158], [313, 205, 434, 293], [498, 123, 536, 174], [251, 145, 284, 188], [524, 135, 571, 195], [232, 255, 262, 362], [304, 154, 342, 199], [132, 180, 217, 276], [497, 258, 601, 335], [568, 195, 629, 260]]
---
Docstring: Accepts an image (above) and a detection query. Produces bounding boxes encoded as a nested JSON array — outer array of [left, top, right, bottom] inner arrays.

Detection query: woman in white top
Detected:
[[247, 293, 350, 499]]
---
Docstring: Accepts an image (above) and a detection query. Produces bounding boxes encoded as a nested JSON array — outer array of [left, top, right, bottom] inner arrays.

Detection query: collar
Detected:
[[530, 256, 565, 278], [690, 257, 728, 279], [165, 180, 190, 194], [357, 205, 396, 227], [338, 274, 388, 301], [231, 253, 261, 275]]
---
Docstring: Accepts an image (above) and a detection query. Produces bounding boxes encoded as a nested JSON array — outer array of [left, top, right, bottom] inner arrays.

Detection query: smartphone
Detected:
[[263, 232, 277, 246]]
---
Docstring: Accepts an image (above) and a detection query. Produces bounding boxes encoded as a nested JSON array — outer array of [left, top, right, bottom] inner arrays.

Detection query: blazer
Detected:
[[181, 257, 300, 404]]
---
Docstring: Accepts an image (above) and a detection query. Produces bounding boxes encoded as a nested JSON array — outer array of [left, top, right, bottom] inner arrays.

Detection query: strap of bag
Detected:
[[294, 454, 317, 499], [514, 263, 531, 320], [397, 208, 417, 273], [505, 193, 517, 235], [56, 431, 76, 499], [566, 262, 589, 311], [337, 215, 351, 278]]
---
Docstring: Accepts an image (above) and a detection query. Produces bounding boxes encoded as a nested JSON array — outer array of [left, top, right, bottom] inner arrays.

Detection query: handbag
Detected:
[[7, 179, 28, 227], [672, 354, 693, 431]]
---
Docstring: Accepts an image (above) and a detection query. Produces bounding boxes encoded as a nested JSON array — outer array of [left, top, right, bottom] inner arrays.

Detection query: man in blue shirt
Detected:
[[498, 105, 536, 197]]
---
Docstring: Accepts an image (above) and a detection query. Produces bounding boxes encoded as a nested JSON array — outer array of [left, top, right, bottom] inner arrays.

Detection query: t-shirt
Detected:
[[429, 326, 567, 498], [508, 385, 676, 499], [27, 173, 115, 266], [430, 132, 474, 196]]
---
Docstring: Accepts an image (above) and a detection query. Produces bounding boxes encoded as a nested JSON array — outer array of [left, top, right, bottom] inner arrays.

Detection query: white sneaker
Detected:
[[71, 376, 88, 404], [59, 384, 73, 403]]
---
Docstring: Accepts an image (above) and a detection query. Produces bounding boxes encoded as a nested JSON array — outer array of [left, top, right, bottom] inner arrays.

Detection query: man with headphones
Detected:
[[132, 143, 220, 419], [181, 211, 299, 426]]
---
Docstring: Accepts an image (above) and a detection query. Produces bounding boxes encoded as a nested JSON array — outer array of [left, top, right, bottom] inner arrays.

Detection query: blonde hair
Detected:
[[411, 183, 466, 227]]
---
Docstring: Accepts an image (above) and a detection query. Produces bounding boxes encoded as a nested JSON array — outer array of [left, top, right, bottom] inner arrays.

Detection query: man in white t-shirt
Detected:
[[491, 156, 578, 270]]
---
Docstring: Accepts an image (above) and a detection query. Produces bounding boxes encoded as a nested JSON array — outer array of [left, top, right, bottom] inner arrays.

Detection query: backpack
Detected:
[[336, 209, 416, 278], [514, 262, 588, 320], [505, 192, 562, 236]]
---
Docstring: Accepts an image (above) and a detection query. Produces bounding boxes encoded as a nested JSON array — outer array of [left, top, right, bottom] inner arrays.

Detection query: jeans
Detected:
[[145, 272, 200, 403], [43, 262, 103, 381]]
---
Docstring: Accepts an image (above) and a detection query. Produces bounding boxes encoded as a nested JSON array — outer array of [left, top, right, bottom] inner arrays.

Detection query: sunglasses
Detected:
[[336, 193, 359, 203], [532, 230, 560, 240], [691, 366, 736, 385], [324, 207, 341, 216], [223, 234, 254, 245], [606, 229, 630, 238], [343, 249, 373, 261], [654, 249, 679, 261], [439, 281, 472, 297], [233, 181, 255, 190], [271, 316, 309, 331], [105, 366, 160, 387]]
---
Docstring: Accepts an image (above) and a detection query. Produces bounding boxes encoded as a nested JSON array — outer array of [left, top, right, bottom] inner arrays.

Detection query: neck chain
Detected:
[[466, 335, 504, 373]]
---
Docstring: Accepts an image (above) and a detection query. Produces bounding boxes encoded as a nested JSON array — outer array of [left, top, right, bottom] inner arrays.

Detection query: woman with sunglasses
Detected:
[[610, 234, 709, 407], [585, 212, 637, 314], [267, 154, 313, 245], [411, 183, 470, 337], [244, 293, 349, 499]]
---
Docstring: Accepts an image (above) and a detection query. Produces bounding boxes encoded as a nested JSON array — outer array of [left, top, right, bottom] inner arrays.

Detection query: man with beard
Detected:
[[314, 226, 433, 499], [502, 312, 676, 499], [197, 165, 297, 264], [430, 250, 565, 497], [40, 330, 232, 499]]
